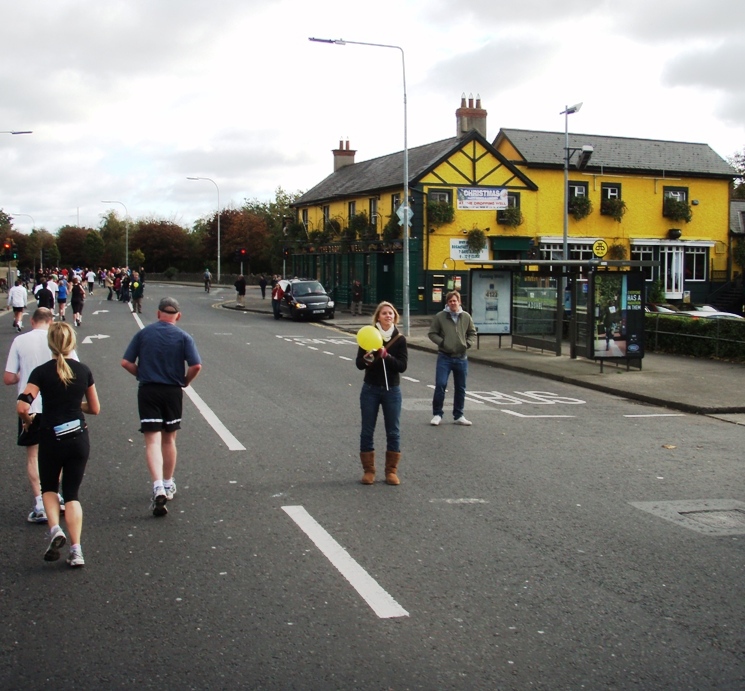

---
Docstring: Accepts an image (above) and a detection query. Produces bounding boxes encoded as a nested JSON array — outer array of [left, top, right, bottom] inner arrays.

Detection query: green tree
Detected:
[[132, 219, 192, 272], [98, 210, 127, 267], [0, 209, 12, 235], [57, 226, 92, 267], [83, 229, 105, 267], [727, 147, 745, 200]]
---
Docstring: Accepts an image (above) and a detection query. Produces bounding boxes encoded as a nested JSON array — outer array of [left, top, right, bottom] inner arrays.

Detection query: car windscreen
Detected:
[[293, 282, 326, 296]]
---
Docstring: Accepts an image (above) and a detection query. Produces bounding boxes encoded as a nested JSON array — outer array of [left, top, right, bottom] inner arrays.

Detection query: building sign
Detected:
[[450, 238, 489, 262], [456, 187, 509, 210], [470, 270, 512, 335]]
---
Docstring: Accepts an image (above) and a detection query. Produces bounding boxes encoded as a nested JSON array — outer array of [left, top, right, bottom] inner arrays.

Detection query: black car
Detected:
[[279, 279, 335, 320]]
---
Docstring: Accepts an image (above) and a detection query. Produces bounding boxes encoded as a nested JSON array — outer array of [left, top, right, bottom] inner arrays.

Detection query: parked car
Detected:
[[279, 279, 335, 320], [645, 303, 682, 314], [678, 309, 744, 320]]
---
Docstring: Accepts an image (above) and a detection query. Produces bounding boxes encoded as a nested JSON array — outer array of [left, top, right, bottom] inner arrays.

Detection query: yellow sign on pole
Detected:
[[592, 239, 608, 258]]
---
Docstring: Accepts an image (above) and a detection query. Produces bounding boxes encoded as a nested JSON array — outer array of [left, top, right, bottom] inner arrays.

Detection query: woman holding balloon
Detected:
[[355, 301, 408, 485]]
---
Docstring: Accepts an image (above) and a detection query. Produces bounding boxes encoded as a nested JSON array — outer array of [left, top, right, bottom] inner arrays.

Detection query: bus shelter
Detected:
[[464, 259, 657, 367]]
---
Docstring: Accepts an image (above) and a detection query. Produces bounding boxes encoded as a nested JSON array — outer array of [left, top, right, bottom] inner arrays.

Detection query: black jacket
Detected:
[[355, 328, 408, 387]]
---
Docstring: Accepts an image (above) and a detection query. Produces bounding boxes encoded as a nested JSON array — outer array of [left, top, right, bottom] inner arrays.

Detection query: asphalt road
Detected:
[[1, 284, 742, 690]]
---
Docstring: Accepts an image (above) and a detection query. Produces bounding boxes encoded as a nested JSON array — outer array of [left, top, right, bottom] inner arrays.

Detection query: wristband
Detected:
[[17, 393, 34, 405]]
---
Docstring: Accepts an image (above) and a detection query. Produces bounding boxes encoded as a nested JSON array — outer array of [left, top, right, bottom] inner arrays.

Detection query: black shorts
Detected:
[[12, 306, 23, 314], [17, 413, 42, 446], [137, 384, 183, 433], [57, 298, 67, 305]]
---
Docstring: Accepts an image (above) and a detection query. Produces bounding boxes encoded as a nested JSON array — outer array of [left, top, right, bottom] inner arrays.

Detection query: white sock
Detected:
[[35, 495, 44, 510], [163, 478, 174, 488], [153, 481, 164, 493]]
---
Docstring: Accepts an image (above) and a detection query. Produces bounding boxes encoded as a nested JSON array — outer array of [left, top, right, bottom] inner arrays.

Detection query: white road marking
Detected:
[[282, 505, 409, 619], [81, 334, 110, 344], [323, 351, 335, 355], [624, 413, 686, 418], [402, 376, 420, 383], [129, 308, 245, 451], [501, 410, 575, 418], [184, 387, 246, 451], [339, 356, 354, 361], [307, 346, 319, 351]]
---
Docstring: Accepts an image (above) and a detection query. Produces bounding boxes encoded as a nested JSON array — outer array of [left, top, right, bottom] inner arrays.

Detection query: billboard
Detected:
[[471, 270, 512, 334], [590, 272, 645, 359]]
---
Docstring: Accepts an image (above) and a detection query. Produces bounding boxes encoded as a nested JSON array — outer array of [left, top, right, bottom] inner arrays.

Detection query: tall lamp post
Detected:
[[11, 212, 35, 230], [561, 103, 583, 263], [1, 130, 33, 135], [187, 177, 221, 283], [101, 200, 129, 267], [309, 36, 410, 336]]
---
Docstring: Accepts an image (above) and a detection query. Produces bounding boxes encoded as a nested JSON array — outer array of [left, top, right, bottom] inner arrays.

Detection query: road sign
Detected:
[[592, 239, 608, 258], [396, 205, 413, 227]]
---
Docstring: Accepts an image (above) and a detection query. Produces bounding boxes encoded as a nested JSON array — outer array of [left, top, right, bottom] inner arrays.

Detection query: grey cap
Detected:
[[158, 297, 180, 313]]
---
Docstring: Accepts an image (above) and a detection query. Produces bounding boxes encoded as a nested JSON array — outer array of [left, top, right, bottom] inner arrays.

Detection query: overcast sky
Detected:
[[2, 0, 744, 234]]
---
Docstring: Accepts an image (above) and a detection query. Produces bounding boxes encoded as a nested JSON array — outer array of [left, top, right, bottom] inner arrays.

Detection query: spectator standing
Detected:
[[17, 322, 100, 566], [130, 272, 144, 313], [351, 280, 363, 316], [121, 297, 202, 517], [428, 290, 477, 426], [271, 278, 284, 319], [7, 278, 28, 332], [258, 275, 267, 299], [355, 302, 408, 485], [234, 275, 247, 307], [105, 271, 114, 301]]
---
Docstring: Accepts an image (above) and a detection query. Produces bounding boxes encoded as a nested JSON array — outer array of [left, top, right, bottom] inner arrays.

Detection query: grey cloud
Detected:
[[426, 0, 596, 25]]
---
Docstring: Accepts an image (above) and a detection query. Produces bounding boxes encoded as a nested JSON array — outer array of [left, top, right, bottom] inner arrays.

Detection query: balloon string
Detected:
[[383, 358, 389, 391]]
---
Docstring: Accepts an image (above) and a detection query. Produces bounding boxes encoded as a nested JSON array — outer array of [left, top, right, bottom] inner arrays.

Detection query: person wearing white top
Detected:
[[7, 279, 28, 331]]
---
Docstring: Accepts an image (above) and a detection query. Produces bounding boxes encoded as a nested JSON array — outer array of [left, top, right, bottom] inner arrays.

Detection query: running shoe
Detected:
[[430, 415, 442, 426], [44, 526, 67, 561], [27, 507, 48, 524], [66, 546, 85, 568], [151, 490, 168, 517], [454, 416, 473, 426], [164, 482, 177, 501]]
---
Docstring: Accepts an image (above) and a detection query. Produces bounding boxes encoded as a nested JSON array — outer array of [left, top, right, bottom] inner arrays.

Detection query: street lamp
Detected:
[[187, 177, 221, 283], [11, 213, 35, 230], [101, 200, 129, 267], [309, 36, 410, 336], [1, 130, 33, 135]]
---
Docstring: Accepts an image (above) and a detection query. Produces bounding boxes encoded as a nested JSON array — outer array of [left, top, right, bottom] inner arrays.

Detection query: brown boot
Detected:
[[360, 451, 375, 485], [385, 451, 401, 485]]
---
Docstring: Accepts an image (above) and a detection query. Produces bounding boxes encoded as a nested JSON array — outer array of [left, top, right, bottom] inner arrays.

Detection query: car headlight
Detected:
[[328, 300, 335, 308], [294, 302, 307, 309]]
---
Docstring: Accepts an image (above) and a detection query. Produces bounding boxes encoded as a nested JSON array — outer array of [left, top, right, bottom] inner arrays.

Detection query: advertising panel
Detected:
[[471, 270, 512, 334], [456, 187, 509, 210], [591, 272, 645, 359]]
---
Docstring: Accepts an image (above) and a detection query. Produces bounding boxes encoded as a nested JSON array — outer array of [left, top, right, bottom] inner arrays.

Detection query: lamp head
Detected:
[[562, 102, 583, 115]]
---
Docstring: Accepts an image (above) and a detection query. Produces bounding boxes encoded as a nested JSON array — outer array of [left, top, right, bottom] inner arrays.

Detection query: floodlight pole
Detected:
[[309, 37, 410, 336]]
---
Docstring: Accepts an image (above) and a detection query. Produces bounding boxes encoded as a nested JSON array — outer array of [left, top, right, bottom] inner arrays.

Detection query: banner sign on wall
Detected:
[[590, 272, 645, 359], [456, 187, 509, 210], [450, 238, 489, 262], [470, 270, 512, 334]]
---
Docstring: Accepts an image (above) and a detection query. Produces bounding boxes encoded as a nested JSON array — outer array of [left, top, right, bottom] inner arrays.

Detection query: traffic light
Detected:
[[2, 240, 10, 261], [11, 243, 18, 261], [239, 247, 247, 260], [282, 247, 290, 259]]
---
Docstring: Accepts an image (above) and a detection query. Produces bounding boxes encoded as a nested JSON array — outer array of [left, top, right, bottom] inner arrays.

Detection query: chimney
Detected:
[[332, 138, 356, 172], [456, 92, 487, 138]]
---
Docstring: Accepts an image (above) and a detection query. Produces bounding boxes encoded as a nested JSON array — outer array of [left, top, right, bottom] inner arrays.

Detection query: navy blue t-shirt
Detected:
[[122, 321, 201, 387]]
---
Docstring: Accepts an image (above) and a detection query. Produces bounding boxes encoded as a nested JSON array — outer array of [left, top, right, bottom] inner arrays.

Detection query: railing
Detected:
[[645, 314, 745, 361]]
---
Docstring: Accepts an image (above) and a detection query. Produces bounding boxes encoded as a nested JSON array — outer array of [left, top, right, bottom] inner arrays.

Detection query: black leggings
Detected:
[[38, 430, 90, 502]]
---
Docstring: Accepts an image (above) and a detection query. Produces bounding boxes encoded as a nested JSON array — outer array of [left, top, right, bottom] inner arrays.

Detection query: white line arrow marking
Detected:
[[81, 334, 111, 344]]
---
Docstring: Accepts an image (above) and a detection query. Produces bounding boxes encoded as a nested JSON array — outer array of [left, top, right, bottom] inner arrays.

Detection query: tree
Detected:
[[727, 147, 745, 199], [83, 229, 105, 267], [0, 209, 12, 235], [98, 210, 127, 267], [131, 219, 192, 272], [57, 225, 93, 267]]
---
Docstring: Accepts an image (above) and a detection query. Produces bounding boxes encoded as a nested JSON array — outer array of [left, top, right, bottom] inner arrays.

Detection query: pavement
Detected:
[[226, 286, 745, 418]]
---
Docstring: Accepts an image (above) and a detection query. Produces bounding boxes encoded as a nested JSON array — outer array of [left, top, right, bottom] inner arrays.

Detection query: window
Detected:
[[601, 183, 621, 200], [663, 186, 688, 203], [631, 244, 656, 282], [428, 189, 451, 204], [369, 197, 378, 226], [391, 194, 401, 212], [301, 209, 308, 230], [568, 181, 588, 199], [347, 201, 356, 220], [497, 192, 521, 224], [322, 205, 330, 224], [684, 247, 707, 281]]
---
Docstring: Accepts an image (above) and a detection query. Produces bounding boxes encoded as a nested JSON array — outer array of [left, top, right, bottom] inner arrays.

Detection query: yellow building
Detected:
[[291, 96, 737, 313]]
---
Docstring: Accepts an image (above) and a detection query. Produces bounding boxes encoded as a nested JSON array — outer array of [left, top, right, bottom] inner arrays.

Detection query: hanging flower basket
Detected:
[[497, 206, 524, 227], [466, 228, 487, 254], [427, 200, 455, 225]]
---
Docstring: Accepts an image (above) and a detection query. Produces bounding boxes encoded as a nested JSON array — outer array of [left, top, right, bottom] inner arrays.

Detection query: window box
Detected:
[[568, 195, 593, 221], [663, 198, 692, 223], [600, 198, 627, 222]]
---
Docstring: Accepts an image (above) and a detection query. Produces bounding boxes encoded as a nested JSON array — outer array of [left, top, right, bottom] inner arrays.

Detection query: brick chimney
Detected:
[[332, 139, 356, 172], [456, 93, 487, 138]]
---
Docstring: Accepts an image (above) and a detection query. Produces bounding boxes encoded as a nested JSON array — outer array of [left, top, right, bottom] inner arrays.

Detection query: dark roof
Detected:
[[731, 200, 745, 235], [295, 137, 462, 206], [496, 128, 737, 178]]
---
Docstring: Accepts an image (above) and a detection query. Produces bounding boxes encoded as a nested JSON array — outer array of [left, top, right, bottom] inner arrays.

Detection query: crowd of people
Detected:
[[3, 266, 200, 571]]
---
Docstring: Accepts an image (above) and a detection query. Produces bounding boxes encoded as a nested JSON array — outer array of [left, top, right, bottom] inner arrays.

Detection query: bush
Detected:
[[644, 314, 745, 361], [163, 267, 178, 280]]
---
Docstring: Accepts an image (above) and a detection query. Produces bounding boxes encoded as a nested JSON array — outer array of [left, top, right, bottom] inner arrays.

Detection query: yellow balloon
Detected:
[[357, 325, 383, 351]]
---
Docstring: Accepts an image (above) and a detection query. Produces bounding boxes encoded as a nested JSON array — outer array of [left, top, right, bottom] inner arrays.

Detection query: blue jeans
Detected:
[[432, 352, 468, 419], [360, 383, 401, 453]]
